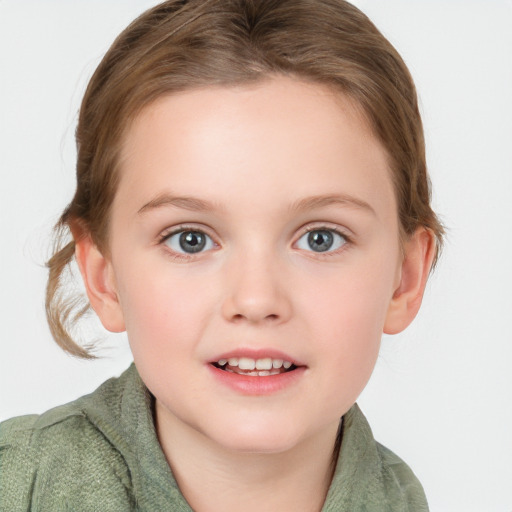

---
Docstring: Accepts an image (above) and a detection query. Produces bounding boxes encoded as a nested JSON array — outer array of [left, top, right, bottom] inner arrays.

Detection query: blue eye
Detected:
[[163, 230, 215, 254], [296, 229, 347, 253]]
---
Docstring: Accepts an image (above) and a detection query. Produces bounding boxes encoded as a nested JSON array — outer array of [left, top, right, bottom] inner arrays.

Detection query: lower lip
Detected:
[[207, 364, 306, 395]]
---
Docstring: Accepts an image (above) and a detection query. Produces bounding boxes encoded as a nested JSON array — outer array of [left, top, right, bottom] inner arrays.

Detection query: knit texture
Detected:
[[0, 364, 428, 511]]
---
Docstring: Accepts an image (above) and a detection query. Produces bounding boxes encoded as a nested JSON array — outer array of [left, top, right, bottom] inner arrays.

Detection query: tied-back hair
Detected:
[[46, 0, 444, 358]]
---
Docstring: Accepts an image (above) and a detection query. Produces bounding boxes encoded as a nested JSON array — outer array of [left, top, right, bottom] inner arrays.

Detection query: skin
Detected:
[[75, 77, 435, 511]]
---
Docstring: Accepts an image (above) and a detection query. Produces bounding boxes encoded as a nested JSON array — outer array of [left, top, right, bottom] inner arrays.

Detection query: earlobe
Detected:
[[74, 234, 126, 333], [383, 228, 436, 335]]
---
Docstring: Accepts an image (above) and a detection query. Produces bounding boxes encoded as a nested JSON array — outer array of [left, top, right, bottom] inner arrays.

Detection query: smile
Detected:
[[213, 357, 296, 376], [208, 350, 306, 394]]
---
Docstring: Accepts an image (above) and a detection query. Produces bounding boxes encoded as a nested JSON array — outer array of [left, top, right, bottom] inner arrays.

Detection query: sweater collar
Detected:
[[82, 363, 193, 510], [84, 363, 417, 511]]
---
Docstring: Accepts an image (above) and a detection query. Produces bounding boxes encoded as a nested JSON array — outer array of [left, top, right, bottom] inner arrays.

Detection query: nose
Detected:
[[221, 250, 293, 325]]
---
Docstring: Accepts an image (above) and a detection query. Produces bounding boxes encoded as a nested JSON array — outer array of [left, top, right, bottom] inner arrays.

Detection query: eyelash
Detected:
[[296, 225, 352, 258], [157, 224, 352, 261], [158, 225, 218, 262]]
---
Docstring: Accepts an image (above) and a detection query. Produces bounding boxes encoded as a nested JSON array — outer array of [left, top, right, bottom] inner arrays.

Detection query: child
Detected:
[[0, 0, 443, 510]]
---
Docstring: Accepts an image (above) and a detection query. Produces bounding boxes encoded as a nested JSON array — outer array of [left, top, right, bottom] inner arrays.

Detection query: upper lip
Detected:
[[209, 348, 306, 367]]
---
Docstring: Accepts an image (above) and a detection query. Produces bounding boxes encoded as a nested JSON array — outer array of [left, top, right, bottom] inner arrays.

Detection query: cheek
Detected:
[[115, 262, 217, 360], [302, 249, 396, 334], [299, 254, 398, 396], [116, 267, 218, 399], [308, 278, 385, 365], [307, 289, 383, 412]]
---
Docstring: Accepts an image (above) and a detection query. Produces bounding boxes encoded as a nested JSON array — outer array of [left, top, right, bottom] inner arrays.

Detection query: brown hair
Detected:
[[47, 0, 444, 358]]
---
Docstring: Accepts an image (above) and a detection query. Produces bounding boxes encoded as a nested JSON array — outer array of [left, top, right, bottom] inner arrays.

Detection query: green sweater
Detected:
[[0, 364, 428, 511]]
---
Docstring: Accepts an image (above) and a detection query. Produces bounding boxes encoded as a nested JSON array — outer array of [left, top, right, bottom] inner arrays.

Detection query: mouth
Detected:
[[211, 357, 298, 377]]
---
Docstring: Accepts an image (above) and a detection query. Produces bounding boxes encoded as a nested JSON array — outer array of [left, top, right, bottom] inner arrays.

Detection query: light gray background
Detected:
[[1, 1, 511, 511]]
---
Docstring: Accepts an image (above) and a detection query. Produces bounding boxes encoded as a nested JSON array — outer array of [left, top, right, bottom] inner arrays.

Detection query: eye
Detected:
[[163, 230, 215, 254], [296, 229, 347, 253]]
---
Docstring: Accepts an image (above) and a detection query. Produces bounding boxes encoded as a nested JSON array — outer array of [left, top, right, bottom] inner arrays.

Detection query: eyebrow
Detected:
[[289, 194, 376, 216], [137, 192, 376, 216], [138, 193, 222, 215]]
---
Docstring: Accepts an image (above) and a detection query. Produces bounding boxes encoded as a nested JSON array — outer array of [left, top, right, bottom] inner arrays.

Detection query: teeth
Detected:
[[256, 358, 272, 370], [225, 368, 286, 377], [217, 357, 294, 371], [238, 357, 256, 370]]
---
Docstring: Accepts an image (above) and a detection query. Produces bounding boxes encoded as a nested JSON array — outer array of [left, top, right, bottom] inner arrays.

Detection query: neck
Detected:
[[155, 402, 341, 512]]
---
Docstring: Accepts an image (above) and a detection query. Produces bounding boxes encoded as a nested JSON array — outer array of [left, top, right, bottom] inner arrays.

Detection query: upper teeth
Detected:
[[217, 357, 293, 370]]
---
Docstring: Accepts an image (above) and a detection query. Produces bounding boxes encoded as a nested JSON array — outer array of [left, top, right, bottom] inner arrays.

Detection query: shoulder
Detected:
[[374, 441, 429, 512], [0, 379, 135, 510], [325, 404, 429, 511]]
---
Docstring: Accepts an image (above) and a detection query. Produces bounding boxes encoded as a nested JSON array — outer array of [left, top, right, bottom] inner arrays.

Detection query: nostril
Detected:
[[230, 313, 280, 323], [221, 286, 292, 324]]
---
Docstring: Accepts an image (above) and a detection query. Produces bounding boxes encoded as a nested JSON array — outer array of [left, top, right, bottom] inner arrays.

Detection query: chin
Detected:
[[201, 418, 311, 455], [215, 434, 301, 455]]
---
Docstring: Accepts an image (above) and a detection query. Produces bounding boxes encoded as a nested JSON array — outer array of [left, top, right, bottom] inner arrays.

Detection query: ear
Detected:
[[73, 233, 126, 333], [384, 228, 436, 335]]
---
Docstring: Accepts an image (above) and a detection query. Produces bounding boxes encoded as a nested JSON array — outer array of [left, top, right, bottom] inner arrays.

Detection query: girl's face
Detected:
[[106, 77, 404, 453]]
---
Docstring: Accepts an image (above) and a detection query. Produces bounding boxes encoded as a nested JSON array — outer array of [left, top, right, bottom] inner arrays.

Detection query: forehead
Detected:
[[116, 77, 396, 220]]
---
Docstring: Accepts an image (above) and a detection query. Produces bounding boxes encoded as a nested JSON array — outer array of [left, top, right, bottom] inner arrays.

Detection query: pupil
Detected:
[[308, 230, 333, 252], [179, 231, 206, 253]]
